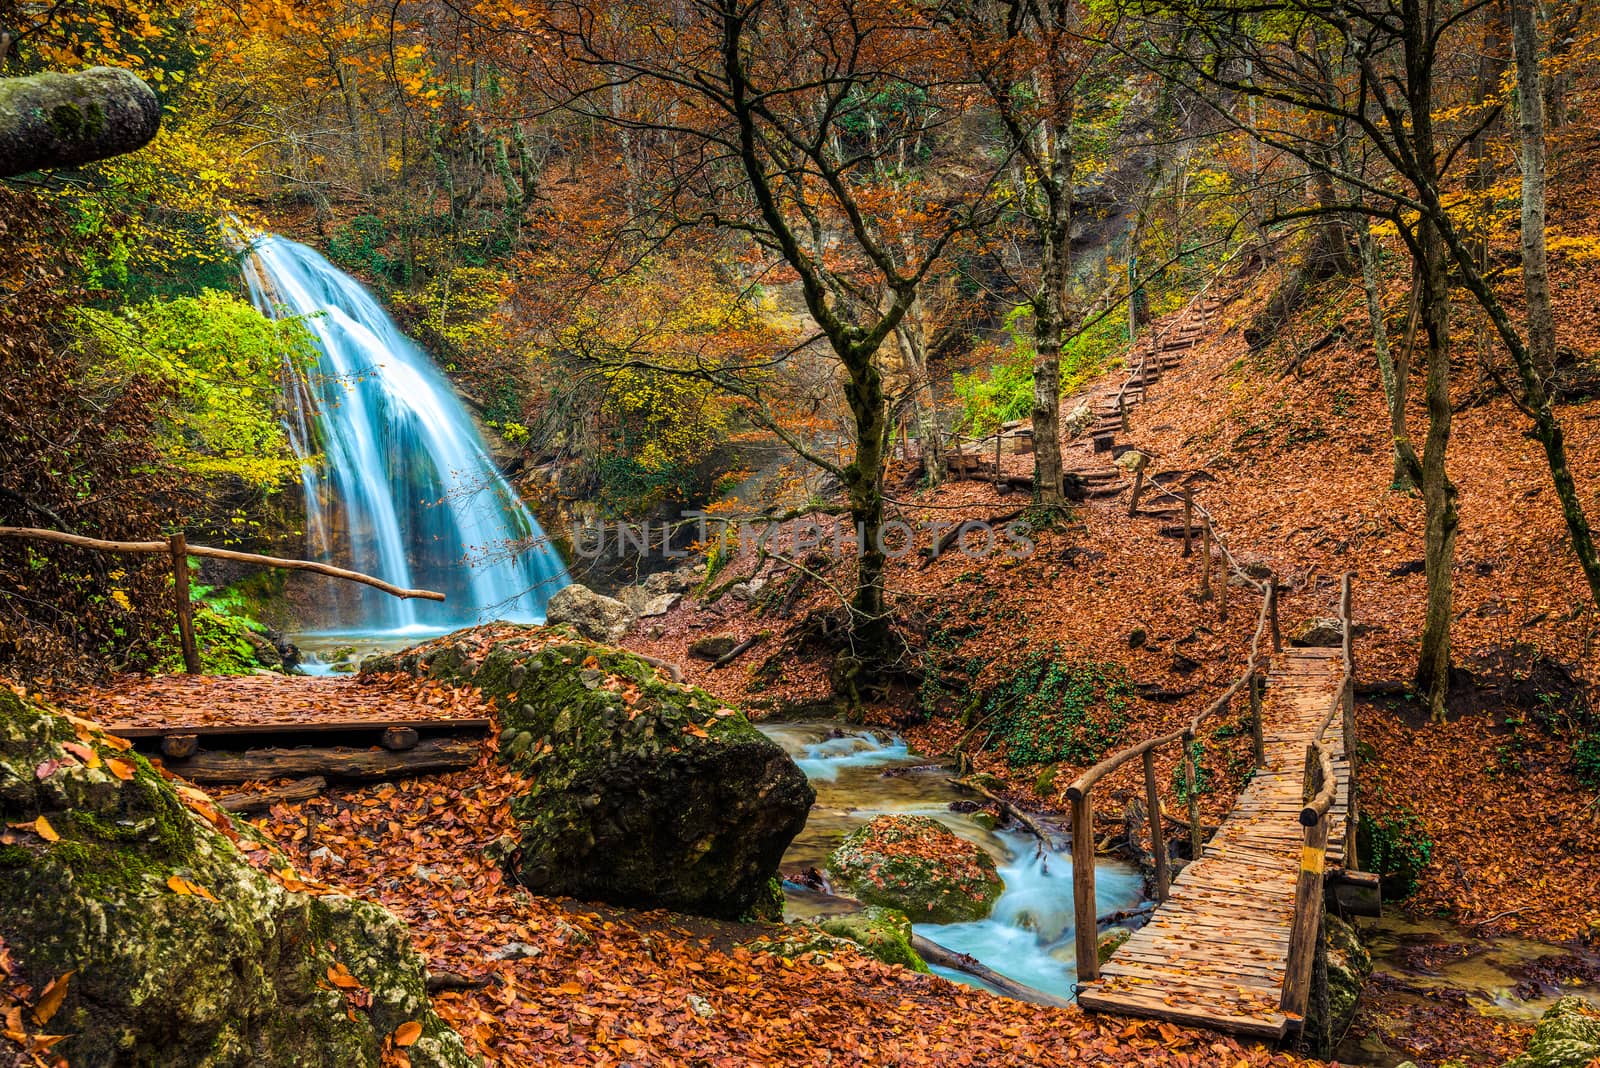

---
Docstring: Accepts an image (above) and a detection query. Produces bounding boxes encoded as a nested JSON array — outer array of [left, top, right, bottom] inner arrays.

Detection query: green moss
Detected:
[[818, 907, 930, 973], [829, 815, 1003, 923], [1504, 996, 1600, 1068]]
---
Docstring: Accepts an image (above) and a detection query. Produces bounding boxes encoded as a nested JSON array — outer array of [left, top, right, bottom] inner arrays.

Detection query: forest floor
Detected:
[[619, 221, 1600, 1065]]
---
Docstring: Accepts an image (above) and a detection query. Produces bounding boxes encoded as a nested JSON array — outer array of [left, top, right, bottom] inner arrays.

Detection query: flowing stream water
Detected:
[[242, 235, 568, 647], [760, 722, 1144, 999]]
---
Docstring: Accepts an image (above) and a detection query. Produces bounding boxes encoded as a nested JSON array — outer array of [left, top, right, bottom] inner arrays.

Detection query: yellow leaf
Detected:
[[167, 874, 192, 896], [393, 1020, 423, 1047], [33, 816, 59, 843], [107, 758, 136, 781]]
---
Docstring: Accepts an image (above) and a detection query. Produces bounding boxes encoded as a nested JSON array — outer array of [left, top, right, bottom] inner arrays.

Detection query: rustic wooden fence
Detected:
[[0, 526, 443, 674]]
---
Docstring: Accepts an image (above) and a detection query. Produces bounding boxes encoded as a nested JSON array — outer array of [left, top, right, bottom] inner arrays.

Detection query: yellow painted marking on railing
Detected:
[[1300, 846, 1324, 874]]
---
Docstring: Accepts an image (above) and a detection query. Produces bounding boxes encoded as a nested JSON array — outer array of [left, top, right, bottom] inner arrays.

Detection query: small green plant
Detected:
[[979, 648, 1134, 767], [1357, 806, 1434, 899], [149, 578, 272, 675], [1575, 731, 1600, 789], [1172, 740, 1210, 802]]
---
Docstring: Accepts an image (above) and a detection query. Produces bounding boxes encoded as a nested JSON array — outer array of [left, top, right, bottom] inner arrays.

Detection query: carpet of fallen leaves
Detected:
[[227, 739, 1325, 1068], [1360, 705, 1599, 940], [56, 671, 489, 730]]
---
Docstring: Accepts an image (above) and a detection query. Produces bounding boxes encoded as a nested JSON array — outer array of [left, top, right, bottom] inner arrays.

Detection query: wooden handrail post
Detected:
[[1142, 747, 1170, 902], [1343, 676, 1359, 869], [1267, 573, 1282, 652], [1119, 395, 1130, 431], [1182, 729, 1202, 859], [1217, 553, 1230, 623], [1071, 790, 1100, 982], [1127, 467, 1145, 517], [1181, 488, 1193, 557], [168, 532, 200, 675], [1341, 572, 1358, 867], [993, 432, 1002, 491], [1250, 670, 1266, 769], [1281, 812, 1330, 1014], [1200, 519, 1213, 599]]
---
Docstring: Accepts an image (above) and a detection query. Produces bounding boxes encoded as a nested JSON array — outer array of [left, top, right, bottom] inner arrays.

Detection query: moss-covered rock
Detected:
[[367, 626, 814, 921], [818, 907, 930, 973], [1097, 927, 1132, 964], [1504, 996, 1600, 1068], [0, 686, 473, 1067], [828, 815, 1003, 923], [743, 928, 855, 965]]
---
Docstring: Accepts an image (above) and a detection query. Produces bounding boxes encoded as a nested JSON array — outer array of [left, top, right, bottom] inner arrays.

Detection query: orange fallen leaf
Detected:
[[32, 971, 72, 1025], [327, 962, 363, 990], [393, 1020, 423, 1046], [107, 758, 136, 781]]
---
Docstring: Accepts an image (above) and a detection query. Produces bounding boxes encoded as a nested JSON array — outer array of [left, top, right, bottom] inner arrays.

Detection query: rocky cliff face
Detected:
[[0, 686, 473, 1067]]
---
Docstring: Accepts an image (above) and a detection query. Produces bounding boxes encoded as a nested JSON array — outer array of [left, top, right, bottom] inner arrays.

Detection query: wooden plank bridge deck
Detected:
[[1076, 646, 1351, 1037]]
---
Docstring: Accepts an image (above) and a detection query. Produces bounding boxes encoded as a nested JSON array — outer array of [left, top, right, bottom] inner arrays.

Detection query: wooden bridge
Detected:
[[1067, 575, 1359, 1039]]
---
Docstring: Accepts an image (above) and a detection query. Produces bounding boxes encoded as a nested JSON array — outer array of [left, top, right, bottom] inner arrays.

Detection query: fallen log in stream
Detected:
[[909, 934, 1075, 1008]]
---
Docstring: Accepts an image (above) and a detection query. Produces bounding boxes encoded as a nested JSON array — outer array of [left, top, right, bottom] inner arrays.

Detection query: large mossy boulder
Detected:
[[367, 626, 814, 921], [828, 815, 1003, 924], [1504, 996, 1600, 1068], [0, 686, 472, 1067], [818, 906, 930, 973], [1304, 914, 1372, 1053]]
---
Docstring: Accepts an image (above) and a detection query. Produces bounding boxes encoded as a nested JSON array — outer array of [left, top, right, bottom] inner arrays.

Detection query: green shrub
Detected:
[[1575, 731, 1600, 790], [148, 579, 272, 675], [1357, 806, 1434, 899], [1172, 739, 1210, 802], [954, 308, 1127, 436], [979, 647, 1134, 767]]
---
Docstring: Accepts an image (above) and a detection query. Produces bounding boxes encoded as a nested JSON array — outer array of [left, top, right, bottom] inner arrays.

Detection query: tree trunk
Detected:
[[1031, 115, 1073, 507], [841, 345, 893, 678], [1414, 220, 1458, 723], [1511, 0, 1557, 380]]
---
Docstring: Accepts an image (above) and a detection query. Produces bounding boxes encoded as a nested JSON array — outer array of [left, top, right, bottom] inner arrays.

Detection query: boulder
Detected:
[[244, 630, 283, 671], [1293, 617, 1345, 647], [818, 907, 929, 972], [1504, 996, 1600, 1068], [1063, 402, 1095, 438], [1306, 914, 1371, 1048], [1113, 449, 1150, 474], [545, 583, 634, 643], [638, 593, 681, 618], [688, 635, 740, 662], [370, 628, 813, 921], [0, 687, 472, 1067], [828, 815, 1003, 924]]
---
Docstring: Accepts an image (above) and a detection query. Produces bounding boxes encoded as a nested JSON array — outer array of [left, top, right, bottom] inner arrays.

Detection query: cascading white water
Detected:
[[242, 234, 568, 632], [761, 723, 1145, 999]]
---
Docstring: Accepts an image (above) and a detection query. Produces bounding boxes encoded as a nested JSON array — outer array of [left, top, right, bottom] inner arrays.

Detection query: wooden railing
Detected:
[[1280, 572, 1356, 1017], [0, 526, 444, 674], [1064, 576, 1283, 982]]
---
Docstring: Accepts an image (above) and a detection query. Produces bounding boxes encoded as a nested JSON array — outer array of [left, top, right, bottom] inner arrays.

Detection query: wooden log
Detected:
[[1200, 520, 1213, 599], [1182, 729, 1202, 860], [1142, 748, 1170, 903], [169, 532, 200, 675], [217, 776, 327, 813], [1127, 468, 1145, 517], [380, 725, 420, 751], [1267, 574, 1282, 652], [1250, 671, 1266, 768], [1342, 677, 1359, 868], [161, 733, 199, 760], [910, 934, 1075, 1008], [711, 630, 768, 669], [1071, 791, 1099, 982], [0, 526, 444, 601], [950, 776, 1053, 849], [1217, 549, 1230, 624], [167, 738, 480, 785]]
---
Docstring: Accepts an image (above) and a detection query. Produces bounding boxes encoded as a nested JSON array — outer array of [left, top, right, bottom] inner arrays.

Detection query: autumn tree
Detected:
[[951, 0, 1107, 506], [1130, 0, 1600, 718], [505, 0, 1002, 676]]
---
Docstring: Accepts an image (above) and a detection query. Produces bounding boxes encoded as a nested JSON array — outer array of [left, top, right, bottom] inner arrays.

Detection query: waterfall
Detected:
[[242, 234, 568, 632]]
